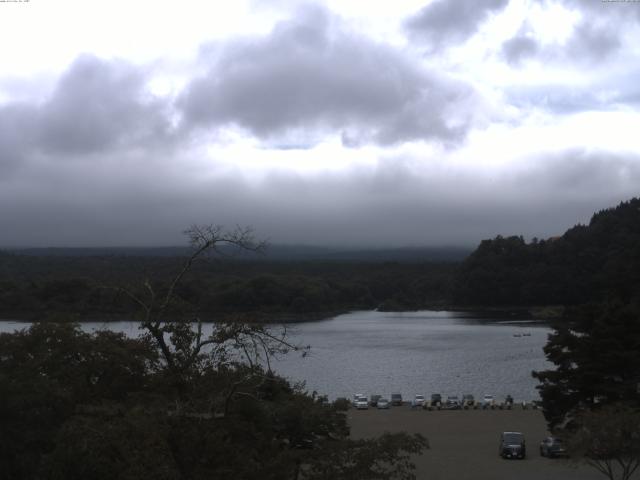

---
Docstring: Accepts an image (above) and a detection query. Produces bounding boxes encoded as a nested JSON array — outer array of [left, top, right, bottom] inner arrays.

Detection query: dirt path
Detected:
[[348, 407, 611, 480]]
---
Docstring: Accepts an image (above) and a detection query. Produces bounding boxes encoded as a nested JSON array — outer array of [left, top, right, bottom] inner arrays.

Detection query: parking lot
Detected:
[[348, 407, 608, 480]]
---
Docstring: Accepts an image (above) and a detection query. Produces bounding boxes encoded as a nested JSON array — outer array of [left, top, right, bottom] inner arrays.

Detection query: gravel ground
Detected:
[[348, 406, 609, 480]]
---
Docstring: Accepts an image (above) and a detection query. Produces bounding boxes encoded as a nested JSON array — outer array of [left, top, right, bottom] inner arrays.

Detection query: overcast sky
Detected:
[[1, 0, 639, 247]]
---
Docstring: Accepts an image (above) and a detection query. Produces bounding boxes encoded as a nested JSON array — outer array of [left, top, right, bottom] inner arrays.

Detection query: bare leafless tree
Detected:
[[110, 225, 305, 377]]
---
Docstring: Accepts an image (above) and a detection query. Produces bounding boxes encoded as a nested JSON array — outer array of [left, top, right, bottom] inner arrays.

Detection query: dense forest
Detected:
[[453, 197, 640, 307], [2, 198, 639, 321], [0, 252, 456, 321]]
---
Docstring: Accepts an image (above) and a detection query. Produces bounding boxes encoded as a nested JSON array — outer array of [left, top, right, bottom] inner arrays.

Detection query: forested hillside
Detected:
[[4, 197, 639, 320], [0, 253, 455, 321], [453, 197, 640, 306]]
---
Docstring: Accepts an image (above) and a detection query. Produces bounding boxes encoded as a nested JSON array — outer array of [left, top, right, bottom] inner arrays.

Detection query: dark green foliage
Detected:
[[0, 323, 427, 480], [533, 302, 640, 429], [302, 433, 428, 480], [454, 198, 640, 306], [564, 405, 640, 480], [0, 324, 158, 480], [0, 255, 455, 320]]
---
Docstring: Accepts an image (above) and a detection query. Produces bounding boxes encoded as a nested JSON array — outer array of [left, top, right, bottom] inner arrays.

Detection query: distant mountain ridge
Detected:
[[4, 245, 472, 263]]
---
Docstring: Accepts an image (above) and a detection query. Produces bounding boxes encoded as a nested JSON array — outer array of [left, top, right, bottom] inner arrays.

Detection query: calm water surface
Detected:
[[0, 310, 552, 402], [269, 310, 551, 402]]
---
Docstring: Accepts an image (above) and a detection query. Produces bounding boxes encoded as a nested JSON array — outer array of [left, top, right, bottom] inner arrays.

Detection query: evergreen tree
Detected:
[[533, 302, 640, 429]]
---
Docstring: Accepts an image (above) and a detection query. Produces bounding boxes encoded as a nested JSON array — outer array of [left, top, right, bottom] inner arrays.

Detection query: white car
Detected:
[[354, 395, 369, 409], [413, 395, 426, 407], [377, 398, 390, 409], [482, 394, 495, 408]]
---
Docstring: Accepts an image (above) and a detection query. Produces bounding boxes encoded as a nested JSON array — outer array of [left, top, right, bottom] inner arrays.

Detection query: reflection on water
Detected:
[[0, 310, 551, 401]]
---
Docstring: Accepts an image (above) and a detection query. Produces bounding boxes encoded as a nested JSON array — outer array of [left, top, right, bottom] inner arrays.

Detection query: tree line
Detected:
[[452, 198, 640, 480], [0, 226, 427, 480], [452, 198, 640, 307], [0, 254, 455, 321]]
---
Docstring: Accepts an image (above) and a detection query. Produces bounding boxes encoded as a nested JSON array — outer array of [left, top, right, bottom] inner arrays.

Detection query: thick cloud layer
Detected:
[[0, 103, 36, 174], [1, 1, 639, 248], [1, 147, 638, 247], [0, 55, 174, 179], [179, 5, 482, 147], [38, 55, 172, 155]]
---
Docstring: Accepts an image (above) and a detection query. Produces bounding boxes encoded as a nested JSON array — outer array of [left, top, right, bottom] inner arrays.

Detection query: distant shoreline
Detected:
[[0, 305, 563, 325], [0, 310, 349, 325]]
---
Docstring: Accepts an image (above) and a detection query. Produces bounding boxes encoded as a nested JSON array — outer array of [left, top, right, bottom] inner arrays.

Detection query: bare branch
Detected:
[[100, 285, 151, 321]]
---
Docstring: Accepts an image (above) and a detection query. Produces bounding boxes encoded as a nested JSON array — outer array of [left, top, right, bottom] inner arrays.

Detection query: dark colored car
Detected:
[[500, 432, 526, 459], [540, 437, 568, 458], [391, 393, 403, 406], [430, 393, 442, 405], [461, 394, 475, 408], [445, 395, 461, 410]]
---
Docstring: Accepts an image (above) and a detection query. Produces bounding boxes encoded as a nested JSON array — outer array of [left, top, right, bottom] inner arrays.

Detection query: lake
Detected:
[[0, 310, 552, 402]]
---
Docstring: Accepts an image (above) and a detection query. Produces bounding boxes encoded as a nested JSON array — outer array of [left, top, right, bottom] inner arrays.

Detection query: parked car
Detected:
[[500, 432, 526, 459], [482, 394, 495, 408], [461, 394, 475, 408], [413, 394, 426, 407], [445, 395, 461, 409], [369, 394, 381, 407], [377, 398, 390, 409], [539, 437, 568, 458], [430, 393, 442, 406], [354, 395, 369, 410], [391, 393, 403, 406]]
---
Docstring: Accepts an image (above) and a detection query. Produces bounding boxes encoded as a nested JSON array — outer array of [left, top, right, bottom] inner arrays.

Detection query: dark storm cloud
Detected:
[[0, 54, 174, 178], [178, 5, 482, 147], [1, 147, 638, 248], [404, 0, 510, 50]]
